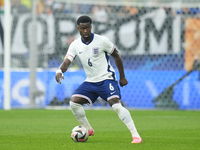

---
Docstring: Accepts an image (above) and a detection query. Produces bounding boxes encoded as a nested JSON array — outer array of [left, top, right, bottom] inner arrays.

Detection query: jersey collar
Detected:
[[81, 33, 94, 45]]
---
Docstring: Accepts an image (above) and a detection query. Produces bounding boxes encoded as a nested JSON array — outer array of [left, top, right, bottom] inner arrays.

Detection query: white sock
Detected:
[[70, 101, 92, 131], [112, 103, 141, 138]]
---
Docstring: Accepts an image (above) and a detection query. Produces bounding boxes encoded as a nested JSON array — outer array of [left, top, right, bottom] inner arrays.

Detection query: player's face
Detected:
[[78, 23, 92, 42]]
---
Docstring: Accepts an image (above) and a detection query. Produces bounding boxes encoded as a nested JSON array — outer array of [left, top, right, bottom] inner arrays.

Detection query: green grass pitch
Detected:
[[0, 109, 200, 150]]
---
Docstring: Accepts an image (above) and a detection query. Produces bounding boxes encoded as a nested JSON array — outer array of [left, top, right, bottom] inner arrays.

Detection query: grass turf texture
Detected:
[[0, 110, 200, 150]]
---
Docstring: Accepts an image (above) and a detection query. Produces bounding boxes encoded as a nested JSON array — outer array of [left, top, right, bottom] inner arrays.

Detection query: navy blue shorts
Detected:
[[72, 79, 121, 106]]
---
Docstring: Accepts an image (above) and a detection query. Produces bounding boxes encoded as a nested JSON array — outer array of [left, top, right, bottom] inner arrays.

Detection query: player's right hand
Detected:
[[55, 73, 64, 84]]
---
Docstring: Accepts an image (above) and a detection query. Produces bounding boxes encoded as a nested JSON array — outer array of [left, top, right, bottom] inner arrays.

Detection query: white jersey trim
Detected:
[[107, 95, 119, 101], [109, 46, 115, 54], [72, 94, 93, 107], [65, 54, 74, 62]]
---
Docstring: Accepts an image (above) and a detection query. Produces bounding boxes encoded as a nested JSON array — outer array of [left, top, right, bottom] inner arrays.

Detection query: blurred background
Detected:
[[0, 0, 200, 110]]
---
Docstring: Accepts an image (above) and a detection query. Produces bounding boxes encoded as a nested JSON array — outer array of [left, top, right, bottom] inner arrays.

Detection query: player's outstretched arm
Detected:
[[55, 58, 71, 84], [111, 49, 128, 87]]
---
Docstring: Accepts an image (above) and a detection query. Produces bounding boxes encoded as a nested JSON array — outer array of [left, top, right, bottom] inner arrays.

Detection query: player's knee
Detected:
[[108, 98, 120, 106], [70, 101, 81, 110], [111, 102, 123, 113], [71, 96, 88, 105], [70, 101, 85, 117]]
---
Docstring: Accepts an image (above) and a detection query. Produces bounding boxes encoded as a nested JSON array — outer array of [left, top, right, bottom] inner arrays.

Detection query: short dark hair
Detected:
[[77, 15, 92, 25]]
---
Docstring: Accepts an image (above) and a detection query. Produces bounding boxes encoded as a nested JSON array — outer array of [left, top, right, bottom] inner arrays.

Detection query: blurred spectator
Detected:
[[45, 0, 53, 6], [21, 0, 31, 9], [43, 0, 55, 15], [52, 2, 65, 13], [184, 18, 200, 71], [125, 6, 138, 16], [11, 0, 30, 14], [63, 3, 73, 13], [92, 5, 109, 22], [52, 2, 74, 14], [44, 4, 53, 15], [75, 4, 93, 14], [0, 0, 4, 7], [37, 0, 44, 15], [173, 7, 200, 71], [175, 7, 200, 15]]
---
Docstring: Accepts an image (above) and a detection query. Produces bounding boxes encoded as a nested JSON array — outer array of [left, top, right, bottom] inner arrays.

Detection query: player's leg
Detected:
[[98, 80, 142, 143], [108, 98, 142, 143], [70, 82, 98, 136], [70, 97, 94, 136]]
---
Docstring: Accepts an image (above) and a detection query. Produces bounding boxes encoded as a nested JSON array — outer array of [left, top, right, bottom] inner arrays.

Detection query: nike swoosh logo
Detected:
[[111, 91, 116, 95], [79, 52, 83, 54], [122, 117, 126, 121]]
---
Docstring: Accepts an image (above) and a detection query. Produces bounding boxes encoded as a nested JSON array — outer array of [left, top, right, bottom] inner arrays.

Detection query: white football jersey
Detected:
[[65, 34, 117, 82]]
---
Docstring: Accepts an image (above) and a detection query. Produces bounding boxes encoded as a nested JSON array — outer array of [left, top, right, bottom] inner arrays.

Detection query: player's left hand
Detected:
[[119, 77, 128, 87]]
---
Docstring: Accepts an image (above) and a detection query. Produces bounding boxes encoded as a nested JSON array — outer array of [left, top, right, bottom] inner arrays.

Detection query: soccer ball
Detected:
[[71, 126, 89, 142]]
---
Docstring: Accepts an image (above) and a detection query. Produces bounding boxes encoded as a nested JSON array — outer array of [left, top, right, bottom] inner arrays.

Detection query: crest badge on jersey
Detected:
[[93, 47, 99, 57]]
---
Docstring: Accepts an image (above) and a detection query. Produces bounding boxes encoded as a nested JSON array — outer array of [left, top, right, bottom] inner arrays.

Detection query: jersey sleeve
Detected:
[[102, 36, 115, 54], [65, 42, 76, 62]]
